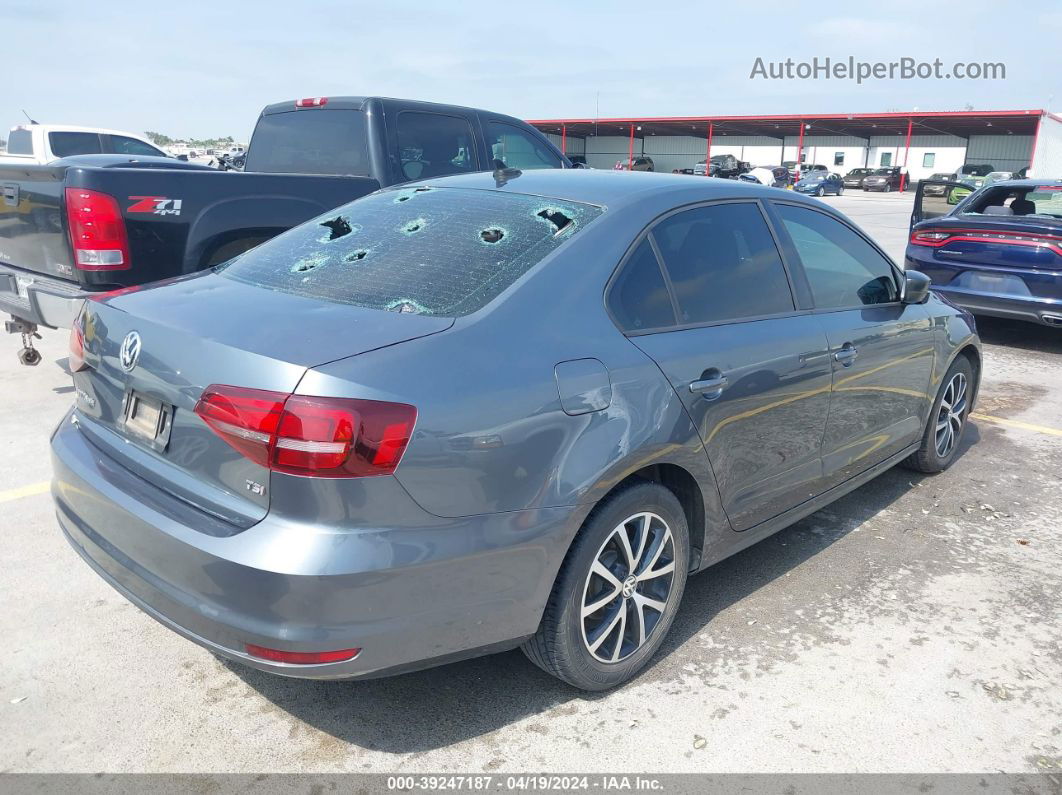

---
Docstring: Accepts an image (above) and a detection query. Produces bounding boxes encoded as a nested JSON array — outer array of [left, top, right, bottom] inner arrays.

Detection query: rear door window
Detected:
[[106, 135, 165, 157], [244, 109, 370, 175], [651, 203, 795, 324], [396, 112, 477, 181], [487, 121, 564, 170], [219, 187, 602, 317], [774, 203, 899, 309], [48, 132, 103, 157]]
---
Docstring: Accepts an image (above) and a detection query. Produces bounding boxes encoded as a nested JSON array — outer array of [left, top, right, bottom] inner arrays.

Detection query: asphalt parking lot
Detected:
[[1, 190, 1060, 774]]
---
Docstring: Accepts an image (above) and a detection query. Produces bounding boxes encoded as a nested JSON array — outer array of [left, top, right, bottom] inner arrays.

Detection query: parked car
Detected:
[[0, 96, 571, 364], [842, 168, 874, 189], [53, 169, 980, 691], [863, 167, 907, 192], [983, 171, 1014, 186], [794, 172, 844, 196], [909, 177, 1062, 326], [739, 166, 791, 188], [0, 124, 168, 165], [693, 154, 747, 178], [615, 156, 654, 171], [783, 163, 827, 181], [922, 173, 959, 196], [959, 164, 995, 178], [947, 175, 987, 205]]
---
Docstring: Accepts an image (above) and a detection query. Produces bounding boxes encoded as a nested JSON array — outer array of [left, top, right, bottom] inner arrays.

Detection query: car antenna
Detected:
[[493, 158, 521, 187], [21, 109, 38, 124]]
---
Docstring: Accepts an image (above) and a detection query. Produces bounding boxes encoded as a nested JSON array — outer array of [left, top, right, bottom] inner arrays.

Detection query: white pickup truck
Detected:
[[0, 124, 169, 164]]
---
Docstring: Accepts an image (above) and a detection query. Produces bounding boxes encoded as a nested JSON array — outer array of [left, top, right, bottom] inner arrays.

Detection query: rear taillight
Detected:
[[68, 307, 87, 372], [911, 230, 951, 243], [295, 97, 328, 108], [194, 385, 416, 478], [910, 227, 1062, 255], [65, 188, 130, 270]]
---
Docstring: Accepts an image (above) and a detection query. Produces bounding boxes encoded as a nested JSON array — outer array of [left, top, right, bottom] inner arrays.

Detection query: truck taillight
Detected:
[[64, 188, 130, 271], [295, 97, 328, 108], [194, 385, 417, 478]]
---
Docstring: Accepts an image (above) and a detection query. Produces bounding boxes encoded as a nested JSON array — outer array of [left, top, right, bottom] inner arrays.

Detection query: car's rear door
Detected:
[[769, 200, 936, 488], [620, 200, 833, 532]]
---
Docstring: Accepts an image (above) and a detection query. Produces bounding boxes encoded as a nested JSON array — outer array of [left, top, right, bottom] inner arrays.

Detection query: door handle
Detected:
[[833, 344, 859, 366], [690, 372, 729, 395]]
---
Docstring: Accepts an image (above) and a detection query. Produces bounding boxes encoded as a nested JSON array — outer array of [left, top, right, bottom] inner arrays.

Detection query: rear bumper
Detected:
[[51, 411, 582, 679], [930, 286, 1062, 325], [0, 263, 86, 329]]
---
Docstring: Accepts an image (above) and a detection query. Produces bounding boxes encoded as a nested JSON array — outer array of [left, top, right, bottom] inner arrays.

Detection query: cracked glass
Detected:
[[218, 187, 603, 316]]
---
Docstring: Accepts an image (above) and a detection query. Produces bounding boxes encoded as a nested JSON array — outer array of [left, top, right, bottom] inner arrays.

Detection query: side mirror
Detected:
[[902, 270, 932, 304]]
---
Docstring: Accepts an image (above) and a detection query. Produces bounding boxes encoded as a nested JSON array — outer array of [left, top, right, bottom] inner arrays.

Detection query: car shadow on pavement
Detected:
[[975, 317, 1062, 355], [226, 429, 978, 754]]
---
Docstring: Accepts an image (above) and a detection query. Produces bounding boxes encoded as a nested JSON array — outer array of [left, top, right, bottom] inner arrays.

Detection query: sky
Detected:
[[3, 0, 1059, 142]]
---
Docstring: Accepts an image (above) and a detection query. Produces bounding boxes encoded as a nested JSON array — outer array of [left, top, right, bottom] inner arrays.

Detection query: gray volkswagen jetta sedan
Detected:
[[52, 170, 980, 691]]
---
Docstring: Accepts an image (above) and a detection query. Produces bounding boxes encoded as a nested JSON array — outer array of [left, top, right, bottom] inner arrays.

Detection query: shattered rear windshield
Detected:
[[217, 187, 603, 316]]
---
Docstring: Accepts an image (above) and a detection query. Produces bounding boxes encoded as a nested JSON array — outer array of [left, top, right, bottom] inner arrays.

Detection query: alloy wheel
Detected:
[[935, 372, 968, 457], [580, 512, 676, 663]]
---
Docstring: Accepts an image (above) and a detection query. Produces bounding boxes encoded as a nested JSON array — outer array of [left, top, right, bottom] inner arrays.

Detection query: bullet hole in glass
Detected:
[[291, 253, 329, 273], [386, 298, 429, 314], [344, 249, 369, 263], [536, 207, 574, 236], [401, 218, 426, 235], [319, 215, 354, 241], [480, 227, 505, 244]]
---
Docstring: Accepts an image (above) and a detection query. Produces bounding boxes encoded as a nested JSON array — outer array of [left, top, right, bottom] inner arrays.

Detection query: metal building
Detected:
[[529, 110, 1062, 183]]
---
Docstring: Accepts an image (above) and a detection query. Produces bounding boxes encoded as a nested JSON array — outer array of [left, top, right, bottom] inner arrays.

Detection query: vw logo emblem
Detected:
[[119, 331, 141, 372]]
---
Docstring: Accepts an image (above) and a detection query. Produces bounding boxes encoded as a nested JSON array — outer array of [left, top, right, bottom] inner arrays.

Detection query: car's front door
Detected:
[[623, 200, 833, 532], [770, 201, 936, 488]]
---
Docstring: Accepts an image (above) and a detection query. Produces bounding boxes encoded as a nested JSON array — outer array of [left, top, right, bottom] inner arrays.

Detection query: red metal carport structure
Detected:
[[528, 110, 1044, 177]]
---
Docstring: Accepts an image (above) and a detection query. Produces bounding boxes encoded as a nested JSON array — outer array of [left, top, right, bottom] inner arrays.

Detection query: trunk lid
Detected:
[[73, 272, 453, 527]]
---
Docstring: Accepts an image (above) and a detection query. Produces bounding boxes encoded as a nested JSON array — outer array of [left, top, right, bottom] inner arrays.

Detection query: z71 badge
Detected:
[[127, 196, 183, 216]]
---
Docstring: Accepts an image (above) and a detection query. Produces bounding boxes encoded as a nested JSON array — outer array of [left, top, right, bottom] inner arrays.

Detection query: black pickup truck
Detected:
[[0, 96, 570, 363]]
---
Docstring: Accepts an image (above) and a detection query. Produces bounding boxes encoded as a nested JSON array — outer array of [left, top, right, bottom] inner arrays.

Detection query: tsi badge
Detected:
[[119, 331, 141, 372]]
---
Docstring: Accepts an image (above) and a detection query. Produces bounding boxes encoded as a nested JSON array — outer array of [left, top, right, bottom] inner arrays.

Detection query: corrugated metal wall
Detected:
[[584, 135, 644, 169], [1032, 115, 1062, 178], [965, 134, 1034, 173], [543, 133, 586, 156]]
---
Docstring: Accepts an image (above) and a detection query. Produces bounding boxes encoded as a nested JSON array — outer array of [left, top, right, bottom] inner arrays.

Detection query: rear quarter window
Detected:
[[6, 129, 33, 155], [218, 187, 602, 316]]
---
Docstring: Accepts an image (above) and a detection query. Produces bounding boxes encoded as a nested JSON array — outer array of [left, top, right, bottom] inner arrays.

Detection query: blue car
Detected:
[[794, 172, 844, 197], [907, 178, 1062, 327]]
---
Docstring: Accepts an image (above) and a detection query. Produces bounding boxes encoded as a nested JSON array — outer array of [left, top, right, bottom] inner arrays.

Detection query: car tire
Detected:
[[815, 186, 824, 197], [902, 356, 974, 474], [837, 185, 844, 195], [522, 482, 690, 691], [863, 186, 869, 191], [885, 184, 892, 193]]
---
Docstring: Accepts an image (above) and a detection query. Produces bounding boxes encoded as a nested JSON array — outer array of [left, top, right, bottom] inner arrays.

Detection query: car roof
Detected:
[[259, 96, 524, 119], [400, 168, 819, 208], [11, 124, 157, 141], [982, 178, 1062, 188]]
